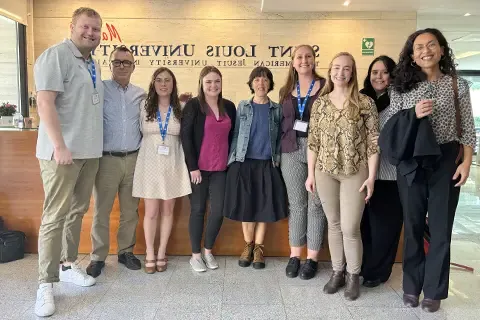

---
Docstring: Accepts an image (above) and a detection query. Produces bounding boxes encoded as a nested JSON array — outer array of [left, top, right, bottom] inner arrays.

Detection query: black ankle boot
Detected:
[[323, 271, 345, 294], [344, 272, 360, 301]]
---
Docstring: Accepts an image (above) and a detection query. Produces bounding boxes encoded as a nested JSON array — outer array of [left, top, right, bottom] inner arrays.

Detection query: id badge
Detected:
[[157, 145, 170, 155], [92, 93, 100, 105], [293, 120, 308, 132]]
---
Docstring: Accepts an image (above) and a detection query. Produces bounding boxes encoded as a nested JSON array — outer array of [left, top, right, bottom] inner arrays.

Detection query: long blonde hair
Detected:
[[320, 52, 361, 119], [278, 44, 325, 104]]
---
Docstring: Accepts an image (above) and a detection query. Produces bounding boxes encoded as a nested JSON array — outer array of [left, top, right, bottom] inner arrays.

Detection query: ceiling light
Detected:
[[343, 1, 351, 6], [464, 13, 471, 16]]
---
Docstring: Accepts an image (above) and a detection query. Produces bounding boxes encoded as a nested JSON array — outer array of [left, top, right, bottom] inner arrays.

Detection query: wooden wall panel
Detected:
[[2, 0, 412, 260], [0, 131, 330, 259], [31, 1, 416, 105]]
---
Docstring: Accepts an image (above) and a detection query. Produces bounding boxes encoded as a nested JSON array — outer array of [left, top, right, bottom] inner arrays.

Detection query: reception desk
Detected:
[[0, 130, 403, 261]]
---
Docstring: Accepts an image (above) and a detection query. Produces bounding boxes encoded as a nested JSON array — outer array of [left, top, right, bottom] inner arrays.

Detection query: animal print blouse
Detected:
[[387, 75, 476, 149], [308, 94, 380, 176]]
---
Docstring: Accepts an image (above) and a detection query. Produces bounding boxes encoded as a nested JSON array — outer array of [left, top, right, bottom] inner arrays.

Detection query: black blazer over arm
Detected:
[[379, 107, 441, 186], [180, 97, 237, 172]]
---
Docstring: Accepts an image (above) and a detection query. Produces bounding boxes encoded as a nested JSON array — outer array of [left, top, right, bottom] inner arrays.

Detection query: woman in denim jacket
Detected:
[[223, 67, 288, 269]]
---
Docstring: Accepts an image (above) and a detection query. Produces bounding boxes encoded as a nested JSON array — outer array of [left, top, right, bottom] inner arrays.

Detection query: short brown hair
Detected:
[[109, 45, 134, 61], [247, 66, 275, 94], [72, 7, 102, 25]]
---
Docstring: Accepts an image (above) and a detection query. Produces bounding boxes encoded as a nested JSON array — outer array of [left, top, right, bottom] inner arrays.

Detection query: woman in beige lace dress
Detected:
[[133, 67, 191, 273]]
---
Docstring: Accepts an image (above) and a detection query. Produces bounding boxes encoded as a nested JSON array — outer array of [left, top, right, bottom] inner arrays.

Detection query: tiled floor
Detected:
[[454, 164, 480, 244], [1, 166, 479, 319], [0, 244, 479, 320]]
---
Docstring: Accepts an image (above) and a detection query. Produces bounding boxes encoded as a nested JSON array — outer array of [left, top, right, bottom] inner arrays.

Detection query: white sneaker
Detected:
[[189, 257, 207, 272], [203, 253, 219, 270], [35, 283, 55, 317], [59, 263, 96, 287]]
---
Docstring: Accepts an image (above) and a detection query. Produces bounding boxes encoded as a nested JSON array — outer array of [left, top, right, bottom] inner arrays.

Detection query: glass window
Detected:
[[0, 15, 20, 111]]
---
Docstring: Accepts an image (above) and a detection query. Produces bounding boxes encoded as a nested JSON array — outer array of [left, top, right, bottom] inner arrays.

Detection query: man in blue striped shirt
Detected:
[[87, 46, 146, 277]]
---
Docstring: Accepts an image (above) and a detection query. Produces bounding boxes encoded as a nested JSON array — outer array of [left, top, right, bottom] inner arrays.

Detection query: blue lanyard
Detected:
[[156, 106, 172, 142], [87, 59, 97, 89], [296, 80, 316, 120]]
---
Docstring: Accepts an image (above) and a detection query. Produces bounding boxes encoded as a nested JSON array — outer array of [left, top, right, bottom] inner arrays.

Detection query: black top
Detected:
[[292, 90, 320, 138], [180, 97, 237, 172]]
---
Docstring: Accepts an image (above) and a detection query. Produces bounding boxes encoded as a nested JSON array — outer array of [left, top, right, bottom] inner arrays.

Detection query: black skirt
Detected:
[[223, 159, 289, 222]]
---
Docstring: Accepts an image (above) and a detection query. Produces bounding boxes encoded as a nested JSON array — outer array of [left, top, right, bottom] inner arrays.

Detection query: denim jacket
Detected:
[[227, 99, 282, 165]]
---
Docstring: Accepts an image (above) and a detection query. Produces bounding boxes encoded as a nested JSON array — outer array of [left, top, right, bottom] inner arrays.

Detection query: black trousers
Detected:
[[188, 170, 226, 254], [361, 180, 403, 282], [397, 142, 461, 300]]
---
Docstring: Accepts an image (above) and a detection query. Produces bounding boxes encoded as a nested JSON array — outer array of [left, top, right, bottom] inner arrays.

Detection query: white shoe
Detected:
[[35, 283, 55, 317], [189, 257, 207, 272], [203, 253, 219, 270], [59, 263, 96, 287]]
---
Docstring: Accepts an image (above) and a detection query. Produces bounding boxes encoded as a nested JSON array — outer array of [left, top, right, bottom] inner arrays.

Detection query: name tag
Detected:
[[92, 93, 100, 105], [293, 120, 308, 132], [157, 145, 170, 155]]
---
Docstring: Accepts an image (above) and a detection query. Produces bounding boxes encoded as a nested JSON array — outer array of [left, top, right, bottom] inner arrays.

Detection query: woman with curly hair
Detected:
[[385, 28, 476, 313], [359, 55, 403, 288], [133, 67, 191, 274]]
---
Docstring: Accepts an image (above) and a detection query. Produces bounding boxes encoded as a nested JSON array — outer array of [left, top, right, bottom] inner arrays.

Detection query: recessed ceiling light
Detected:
[[343, 1, 351, 6], [464, 13, 471, 16]]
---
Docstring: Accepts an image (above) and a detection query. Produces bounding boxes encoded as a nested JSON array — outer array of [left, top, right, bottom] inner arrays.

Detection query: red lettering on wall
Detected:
[[102, 23, 122, 42]]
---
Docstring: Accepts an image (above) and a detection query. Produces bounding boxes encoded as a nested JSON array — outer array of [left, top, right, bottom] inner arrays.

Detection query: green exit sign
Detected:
[[362, 38, 375, 56]]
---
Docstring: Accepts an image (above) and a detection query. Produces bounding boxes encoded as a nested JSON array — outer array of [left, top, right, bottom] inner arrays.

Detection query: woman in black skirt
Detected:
[[224, 66, 288, 269], [359, 55, 403, 288]]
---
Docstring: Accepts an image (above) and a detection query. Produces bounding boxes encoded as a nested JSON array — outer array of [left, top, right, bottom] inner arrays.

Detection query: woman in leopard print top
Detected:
[[386, 28, 476, 313]]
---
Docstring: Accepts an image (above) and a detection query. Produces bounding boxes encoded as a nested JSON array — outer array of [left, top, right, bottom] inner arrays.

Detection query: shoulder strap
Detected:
[[452, 75, 462, 138]]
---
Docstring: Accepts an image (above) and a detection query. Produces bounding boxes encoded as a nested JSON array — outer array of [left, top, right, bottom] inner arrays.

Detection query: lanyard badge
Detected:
[[88, 59, 99, 105], [293, 80, 316, 132], [156, 106, 172, 155]]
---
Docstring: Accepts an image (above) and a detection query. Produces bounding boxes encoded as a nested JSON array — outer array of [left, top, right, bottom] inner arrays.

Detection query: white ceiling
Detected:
[[261, 0, 480, 70], [261, 0, 480, 15]]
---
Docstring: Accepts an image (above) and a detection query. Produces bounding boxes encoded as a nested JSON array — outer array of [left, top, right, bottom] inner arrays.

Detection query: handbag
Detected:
[[452, 76, 464, 164], [0, 230, 26, 263]]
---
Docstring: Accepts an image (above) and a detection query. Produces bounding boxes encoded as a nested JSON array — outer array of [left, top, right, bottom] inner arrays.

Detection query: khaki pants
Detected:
[[315, 167, 368, 275], [90, 153, 139, 261], [38, 158, 99, 284]]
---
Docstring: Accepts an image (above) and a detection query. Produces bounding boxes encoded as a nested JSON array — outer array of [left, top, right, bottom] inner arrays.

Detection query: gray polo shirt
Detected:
[[34, 39, 104, 160]]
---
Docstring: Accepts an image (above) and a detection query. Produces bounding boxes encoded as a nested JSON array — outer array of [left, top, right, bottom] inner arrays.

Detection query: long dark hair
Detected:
[[393, 28, 456, 93], [362, 55, 396, 99], [145, 67, 182, 122], [278, 44, 325, 104], [198, 66, 224, 115]]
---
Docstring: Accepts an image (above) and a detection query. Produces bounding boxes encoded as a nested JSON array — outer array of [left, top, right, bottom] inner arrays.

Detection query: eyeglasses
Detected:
[[111, 60, 133, 67]]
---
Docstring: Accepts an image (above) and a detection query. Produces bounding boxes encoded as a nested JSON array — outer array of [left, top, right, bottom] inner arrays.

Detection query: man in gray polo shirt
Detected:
[[86, 46, 145, 278], [34, 7, 103, 317]]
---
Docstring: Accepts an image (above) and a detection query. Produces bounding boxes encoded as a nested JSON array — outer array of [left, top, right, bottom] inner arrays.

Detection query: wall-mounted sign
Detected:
[[93, 23, 322, 69], [362, 38, 375, 56]]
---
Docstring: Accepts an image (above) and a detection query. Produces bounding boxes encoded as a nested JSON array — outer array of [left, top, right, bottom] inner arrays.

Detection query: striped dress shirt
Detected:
[[102, 79, 146, 152]]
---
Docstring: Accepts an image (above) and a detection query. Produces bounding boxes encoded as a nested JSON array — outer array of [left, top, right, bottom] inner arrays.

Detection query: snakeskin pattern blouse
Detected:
[[308, 94, 380, 176]]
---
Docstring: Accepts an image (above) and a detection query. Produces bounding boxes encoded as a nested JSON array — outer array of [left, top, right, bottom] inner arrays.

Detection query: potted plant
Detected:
[[0, 102, 17, 126]]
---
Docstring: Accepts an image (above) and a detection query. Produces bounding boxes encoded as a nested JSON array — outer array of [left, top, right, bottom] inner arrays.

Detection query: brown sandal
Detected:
[[156, 257, 168, 272], [144, 259, 156, 274]]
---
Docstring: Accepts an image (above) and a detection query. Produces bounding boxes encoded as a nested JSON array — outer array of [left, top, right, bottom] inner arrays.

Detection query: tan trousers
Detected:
[[90, 153, 139, 261], [315, 166, 368, 274], [38, 158, 99, 284]]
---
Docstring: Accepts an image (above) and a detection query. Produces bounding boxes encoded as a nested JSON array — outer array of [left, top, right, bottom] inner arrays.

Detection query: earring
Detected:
[[410, 61, 416, 67]]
